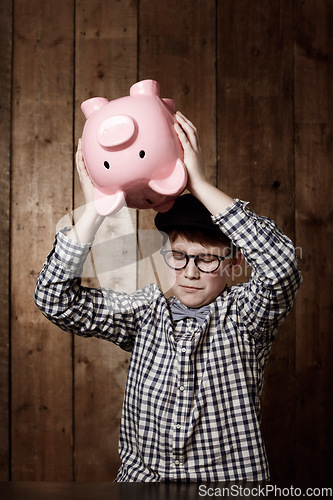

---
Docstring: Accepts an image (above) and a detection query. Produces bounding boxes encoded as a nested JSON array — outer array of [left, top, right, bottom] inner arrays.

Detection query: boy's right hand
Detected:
[[67, 140, 104, 244]]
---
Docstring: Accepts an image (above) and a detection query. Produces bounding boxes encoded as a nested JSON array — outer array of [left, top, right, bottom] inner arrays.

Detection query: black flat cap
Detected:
[[154, 193, 225, 240]]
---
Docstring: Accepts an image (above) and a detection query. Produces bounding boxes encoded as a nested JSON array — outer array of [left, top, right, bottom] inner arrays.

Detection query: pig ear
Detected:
[[162, 98, 175, 112], [149, 159, 187, 196], [81, 97, 109, 118], [94, 188, 126, 216], [97, 115, 136, 148]]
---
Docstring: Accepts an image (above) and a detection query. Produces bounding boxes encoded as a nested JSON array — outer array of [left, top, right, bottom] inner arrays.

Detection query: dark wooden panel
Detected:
[[137, 0, 217, 290], [294, 0, 333, 481], [10, 0, 75, 480], [0, 0, 12, 481], [217, 0, 295, 480], [4, 0, 332, 482], [139, 0, 217, 181], [74, 0, 137, 481]]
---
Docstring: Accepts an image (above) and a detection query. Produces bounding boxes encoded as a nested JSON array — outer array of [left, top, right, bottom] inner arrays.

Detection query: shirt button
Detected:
[[175, 424, 181, 429], [181, 348, 186, 353], [174, 460, 180, 466], [179, 385, 185, 392]]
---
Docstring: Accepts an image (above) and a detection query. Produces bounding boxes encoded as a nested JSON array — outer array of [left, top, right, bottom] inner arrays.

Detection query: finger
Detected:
[[76, 139, 84, 167], [176, 111, 198, 140], [176, 111, 196, 131], [176, 111, 199, 141], [76, 139, 88, 182], [175, 115, 199, 151], [174, 122, 191, 150], [75, 154, 82, 181]]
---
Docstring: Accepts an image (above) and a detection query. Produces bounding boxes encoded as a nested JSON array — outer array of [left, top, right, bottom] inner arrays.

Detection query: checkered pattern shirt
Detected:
[[34, 200, 302, 482]]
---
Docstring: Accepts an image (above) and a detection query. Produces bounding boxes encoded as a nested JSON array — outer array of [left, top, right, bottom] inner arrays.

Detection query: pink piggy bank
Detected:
[[81, 79, 187, 216]]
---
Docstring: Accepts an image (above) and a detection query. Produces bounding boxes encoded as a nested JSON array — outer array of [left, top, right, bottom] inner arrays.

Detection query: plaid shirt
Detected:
[[34, 200, 302, 482]]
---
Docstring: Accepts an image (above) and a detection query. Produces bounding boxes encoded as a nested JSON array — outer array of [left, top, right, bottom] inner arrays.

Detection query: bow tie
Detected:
[[171, 302, 210, 326]]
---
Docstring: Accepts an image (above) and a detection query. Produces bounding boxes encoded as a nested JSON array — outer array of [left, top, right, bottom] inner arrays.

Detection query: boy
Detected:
[[34, 112, 302, 482]]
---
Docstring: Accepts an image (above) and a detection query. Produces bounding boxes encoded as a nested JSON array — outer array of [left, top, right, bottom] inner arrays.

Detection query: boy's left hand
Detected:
[[174, 111, 208, 194]]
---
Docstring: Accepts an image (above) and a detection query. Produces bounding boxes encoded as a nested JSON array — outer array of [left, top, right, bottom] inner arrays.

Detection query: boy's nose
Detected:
[[184, 260, 200, 279]]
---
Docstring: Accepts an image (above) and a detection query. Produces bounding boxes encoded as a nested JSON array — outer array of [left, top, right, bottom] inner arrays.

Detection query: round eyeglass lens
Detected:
[[196, 255, 220, 272], [164, 251, 187, 269], [163, 251, 221, 272]]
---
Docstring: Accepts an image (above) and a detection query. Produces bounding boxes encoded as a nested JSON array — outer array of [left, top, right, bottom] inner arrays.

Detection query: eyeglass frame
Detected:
[[160, 248, 234, 274]]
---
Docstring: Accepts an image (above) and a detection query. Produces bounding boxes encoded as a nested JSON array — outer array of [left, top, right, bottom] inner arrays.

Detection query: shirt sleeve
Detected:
[[34, 228, 156, 352], [212, 199, 302, 340]]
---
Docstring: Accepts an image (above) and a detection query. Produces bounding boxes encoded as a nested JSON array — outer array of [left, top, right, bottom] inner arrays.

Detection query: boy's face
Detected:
[[165, 235, 234, 309]]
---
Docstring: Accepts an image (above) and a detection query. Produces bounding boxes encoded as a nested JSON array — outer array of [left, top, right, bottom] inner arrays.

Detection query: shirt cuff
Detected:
[[211, 199, 254, 237], [53, 227, 93, 270]]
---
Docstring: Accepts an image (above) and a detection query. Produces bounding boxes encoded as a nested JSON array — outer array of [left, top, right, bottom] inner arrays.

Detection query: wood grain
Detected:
[[137, 0, 217, 291], [0, 0, 12, 481], [10, 0, 75, 481], [73, 0, 137, 480], [217, 0, 295, 480], [2, 0, 331, 483], [294, 0, 333, 481]]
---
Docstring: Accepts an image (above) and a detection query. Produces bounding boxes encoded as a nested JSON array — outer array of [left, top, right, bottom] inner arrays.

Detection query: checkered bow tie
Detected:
[[171, 302, 211, 326]]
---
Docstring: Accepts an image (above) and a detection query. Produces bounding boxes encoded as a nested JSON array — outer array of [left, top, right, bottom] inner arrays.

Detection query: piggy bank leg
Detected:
[[94, 188, 126, 216], [148, 159, 187, 196]]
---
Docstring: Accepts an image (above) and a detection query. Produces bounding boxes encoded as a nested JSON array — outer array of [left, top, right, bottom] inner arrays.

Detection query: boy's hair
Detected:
[[163, 226, 232, 248]]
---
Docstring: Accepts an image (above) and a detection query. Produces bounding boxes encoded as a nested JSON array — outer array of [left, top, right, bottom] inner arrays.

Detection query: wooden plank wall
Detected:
[[294, 0, 333, 481], [10, 0, 75, 480], [1, 0, 332, 483], [218, 0, 296, 480], [0, 0, 12, 481], [73, 0, 137, 481]]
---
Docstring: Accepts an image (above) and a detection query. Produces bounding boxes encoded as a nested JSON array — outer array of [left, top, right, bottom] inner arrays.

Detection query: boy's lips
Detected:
[[180, 285, 202, 292]]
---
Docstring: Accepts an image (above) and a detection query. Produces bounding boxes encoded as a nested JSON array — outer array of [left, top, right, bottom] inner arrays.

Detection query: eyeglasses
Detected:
[[160, 249, 232, 273]]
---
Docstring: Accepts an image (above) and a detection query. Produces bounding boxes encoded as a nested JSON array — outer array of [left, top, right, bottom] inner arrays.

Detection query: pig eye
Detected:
[[104, 161, 110, 169], [139, 150, 146, 159]]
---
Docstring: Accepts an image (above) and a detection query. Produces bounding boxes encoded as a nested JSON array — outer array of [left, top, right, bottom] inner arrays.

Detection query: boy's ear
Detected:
[[225, 250, 244, 277], [230, 250, 244, 268]]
